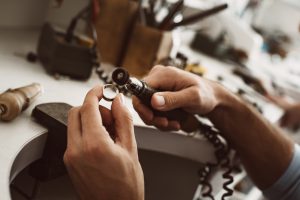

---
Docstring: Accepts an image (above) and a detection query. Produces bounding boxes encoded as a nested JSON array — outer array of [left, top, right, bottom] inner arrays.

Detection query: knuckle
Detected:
[[165, 65, 175, 71], [86, 88, 95, 97], [140, 114, 152, 125], [166, 66, 179, 75], [124, 112, 134, 124], [80, 103, 93, 114], [63, 149, 78, 165], [191, 87, 202, 101], [68, 107, 79, 117], [85, 86, 100, 98], [164, 93, 177, 107], [151, 65, 164, 73]]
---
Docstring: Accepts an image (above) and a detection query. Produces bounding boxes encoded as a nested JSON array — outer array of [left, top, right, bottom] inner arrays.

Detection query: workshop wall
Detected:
[[0, 0, 88, 29], [254, 0, 300, 39], [0, 0, 50, 28]]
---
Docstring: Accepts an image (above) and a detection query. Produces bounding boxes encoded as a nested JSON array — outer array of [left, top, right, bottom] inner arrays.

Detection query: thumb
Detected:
[[111, 94, 137, 151], [151, 88, 195, 111]]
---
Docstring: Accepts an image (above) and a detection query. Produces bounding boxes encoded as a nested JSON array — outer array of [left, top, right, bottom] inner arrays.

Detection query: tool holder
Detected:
[[95, 0, 173, 77]]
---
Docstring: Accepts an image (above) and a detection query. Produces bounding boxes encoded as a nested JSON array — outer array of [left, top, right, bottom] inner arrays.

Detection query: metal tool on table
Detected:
[[0, 83, 42, 121]]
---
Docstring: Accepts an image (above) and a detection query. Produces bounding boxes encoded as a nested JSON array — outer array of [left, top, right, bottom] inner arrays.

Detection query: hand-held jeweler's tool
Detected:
[[112, 68, 199, 132], [0, 83, 43, 121]]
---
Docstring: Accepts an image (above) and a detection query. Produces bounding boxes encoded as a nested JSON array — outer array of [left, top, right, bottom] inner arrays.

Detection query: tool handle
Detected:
[[0, 83, 42, 121]]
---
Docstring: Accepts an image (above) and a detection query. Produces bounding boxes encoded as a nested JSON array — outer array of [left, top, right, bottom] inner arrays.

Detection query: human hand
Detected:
[[266, 94, 293, 110], [64, 85, 144, 200], [280, 103, 300, 130], [132, 65, 223, 131]]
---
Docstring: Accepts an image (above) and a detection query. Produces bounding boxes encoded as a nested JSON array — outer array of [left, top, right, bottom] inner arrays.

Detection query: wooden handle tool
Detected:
[[0, 83, 42, 121]]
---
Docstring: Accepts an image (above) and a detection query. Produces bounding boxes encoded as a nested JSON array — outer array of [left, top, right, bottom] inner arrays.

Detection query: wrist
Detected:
[[209, 84, 244, 119], [206, 84, 249, 139]]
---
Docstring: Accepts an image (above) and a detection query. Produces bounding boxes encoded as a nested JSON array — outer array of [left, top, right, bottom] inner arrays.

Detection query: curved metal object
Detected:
[[102, 84, 119, 101]]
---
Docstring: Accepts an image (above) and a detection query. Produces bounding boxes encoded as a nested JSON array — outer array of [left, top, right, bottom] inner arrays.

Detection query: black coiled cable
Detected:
[[196, 121, 240, 200]]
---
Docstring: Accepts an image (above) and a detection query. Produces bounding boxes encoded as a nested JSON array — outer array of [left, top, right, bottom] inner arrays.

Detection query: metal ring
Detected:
[[102, 84, 119, 102]]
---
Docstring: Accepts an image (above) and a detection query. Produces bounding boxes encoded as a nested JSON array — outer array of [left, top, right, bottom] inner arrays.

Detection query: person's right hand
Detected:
[[132, 65, 224, 131]]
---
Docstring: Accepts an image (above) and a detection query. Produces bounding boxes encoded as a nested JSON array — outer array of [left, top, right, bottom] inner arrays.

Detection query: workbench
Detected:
[[2, 28, 298, 200], [0, 29, 221, 200]]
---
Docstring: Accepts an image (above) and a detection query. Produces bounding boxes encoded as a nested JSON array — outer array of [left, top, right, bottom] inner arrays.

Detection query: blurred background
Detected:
[[1, 0, 300, 200]]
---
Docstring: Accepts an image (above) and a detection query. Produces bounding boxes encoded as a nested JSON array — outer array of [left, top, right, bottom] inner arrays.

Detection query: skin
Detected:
[[280, 104, 300, 130], [133, 65, 294, 190], [64, 86, 144, 200], [65, 65, 294, 199], [267, 95, 300, 130]]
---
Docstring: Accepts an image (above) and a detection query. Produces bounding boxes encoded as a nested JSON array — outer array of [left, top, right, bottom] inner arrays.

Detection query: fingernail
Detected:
[[120, 93, 125, 105], [154, 94, 165, 107]]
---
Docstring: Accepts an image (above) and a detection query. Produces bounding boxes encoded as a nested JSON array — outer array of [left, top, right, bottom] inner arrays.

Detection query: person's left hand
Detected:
[[64, 85, 144, 200]]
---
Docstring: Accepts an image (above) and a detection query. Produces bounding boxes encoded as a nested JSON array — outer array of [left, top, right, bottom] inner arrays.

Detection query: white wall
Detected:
[[0, 0, 50, 28], [0, 0, 88, 29], [254, 0, 300, 38], [46, 0, 89, 29]]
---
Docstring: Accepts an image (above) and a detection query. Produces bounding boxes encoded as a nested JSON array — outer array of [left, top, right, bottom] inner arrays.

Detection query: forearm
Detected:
[[208, 88, 294, 189]]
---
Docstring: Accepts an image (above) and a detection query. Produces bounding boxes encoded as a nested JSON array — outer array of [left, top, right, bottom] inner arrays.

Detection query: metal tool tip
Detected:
[[112, 68, 130, 86]]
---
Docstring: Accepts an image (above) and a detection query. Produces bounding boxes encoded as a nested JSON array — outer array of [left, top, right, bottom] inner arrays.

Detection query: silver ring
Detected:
[[103, 84, 119, 101]]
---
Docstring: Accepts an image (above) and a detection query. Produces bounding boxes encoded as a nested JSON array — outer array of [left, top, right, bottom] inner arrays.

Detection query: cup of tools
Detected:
[[95, 0, 173, 78], [121, 23, 173, 77]]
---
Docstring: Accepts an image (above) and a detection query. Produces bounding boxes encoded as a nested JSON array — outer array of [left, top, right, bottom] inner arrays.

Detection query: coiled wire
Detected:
[[196, 121, 241, 200]]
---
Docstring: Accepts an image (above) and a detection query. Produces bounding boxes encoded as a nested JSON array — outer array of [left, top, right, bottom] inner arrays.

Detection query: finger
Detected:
[[266, 95, 291, 109], [144, 66, 179, 90], [293, 124, 300, 132], [169, 120, 181, 130], [80, 85, 104, 132], [99, 105, 113, 127], [144, 65, 198, 90], [132, 96, 154, 125], [280, 115, 287, 127], [280, 113, 291, 127], [153, 116, 168, 128], [288, 117, 299, 130], [99, 105, 115, 139], [151, 87, 199, 112], [67, 107, 82, 147], [152, 118, 181, 131], [133, 96, 181, 131], [112, 94, 137, 151]]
